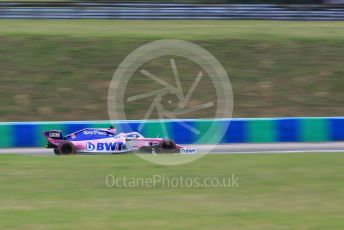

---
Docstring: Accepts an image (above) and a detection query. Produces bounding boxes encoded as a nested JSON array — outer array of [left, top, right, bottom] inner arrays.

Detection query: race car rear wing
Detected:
[[43, 130, 63, 140]]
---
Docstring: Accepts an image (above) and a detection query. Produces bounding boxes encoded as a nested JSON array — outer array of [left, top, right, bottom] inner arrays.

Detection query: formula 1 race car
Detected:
[[43, 126, 196, 155]]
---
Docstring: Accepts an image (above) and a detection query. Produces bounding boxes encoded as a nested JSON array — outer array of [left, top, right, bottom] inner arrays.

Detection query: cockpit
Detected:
[[114, 132, 144, 140]]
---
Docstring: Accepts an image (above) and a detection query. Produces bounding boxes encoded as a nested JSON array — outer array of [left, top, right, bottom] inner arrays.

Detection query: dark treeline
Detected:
[[1, 0, 325, 4], [78, 0, 323, 4]]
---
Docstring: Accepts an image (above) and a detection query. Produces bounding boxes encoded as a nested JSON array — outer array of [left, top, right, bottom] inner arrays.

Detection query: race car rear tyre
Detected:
[[56, 141, 76, 155]]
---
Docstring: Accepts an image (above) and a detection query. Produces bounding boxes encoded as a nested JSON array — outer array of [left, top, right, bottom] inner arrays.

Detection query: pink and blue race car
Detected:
[[43, 126, 196, 155]]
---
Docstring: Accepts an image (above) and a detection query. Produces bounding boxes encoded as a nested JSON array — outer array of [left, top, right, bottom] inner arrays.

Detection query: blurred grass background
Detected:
[[1, 20, 344, 121], [0, 153, 343, 229]]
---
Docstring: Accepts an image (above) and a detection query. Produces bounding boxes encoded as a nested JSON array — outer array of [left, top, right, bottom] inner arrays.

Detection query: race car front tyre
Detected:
[[157, 139, 178, 153], [56, 141, 76, 155]]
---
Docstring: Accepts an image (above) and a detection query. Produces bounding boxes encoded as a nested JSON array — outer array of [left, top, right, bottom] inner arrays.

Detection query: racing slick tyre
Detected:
[[56, 141, 76, 155], [157, 139, 178, 153]]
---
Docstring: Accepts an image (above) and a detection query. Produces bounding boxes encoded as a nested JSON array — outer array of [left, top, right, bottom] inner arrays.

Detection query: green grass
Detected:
[[2, 20, 344, 40], [0, 153, 343, 229], [1, 20, 344, 121]]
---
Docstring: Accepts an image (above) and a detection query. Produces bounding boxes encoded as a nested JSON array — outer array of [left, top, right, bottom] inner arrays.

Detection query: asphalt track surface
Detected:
[[1, 142, 344, 155]]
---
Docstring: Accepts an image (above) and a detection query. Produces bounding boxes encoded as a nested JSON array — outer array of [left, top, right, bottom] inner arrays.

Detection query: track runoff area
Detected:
[[1, 142, 344, 155]]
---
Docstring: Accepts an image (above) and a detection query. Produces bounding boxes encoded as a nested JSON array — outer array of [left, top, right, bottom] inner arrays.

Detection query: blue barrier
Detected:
[[0, 117, 343, 148]]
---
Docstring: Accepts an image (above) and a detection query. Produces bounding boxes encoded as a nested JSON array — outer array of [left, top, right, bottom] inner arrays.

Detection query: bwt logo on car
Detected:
[[86, 142, 124, 152], [86, 142, 96, 151]]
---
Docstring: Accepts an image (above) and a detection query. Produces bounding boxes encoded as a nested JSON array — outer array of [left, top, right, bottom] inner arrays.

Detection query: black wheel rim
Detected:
[[61, 144, 73, 154]]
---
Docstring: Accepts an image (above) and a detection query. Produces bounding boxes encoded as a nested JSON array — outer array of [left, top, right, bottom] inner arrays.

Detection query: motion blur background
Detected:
[[1, 2, 344, 230], [1, 0, 344, 121]]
